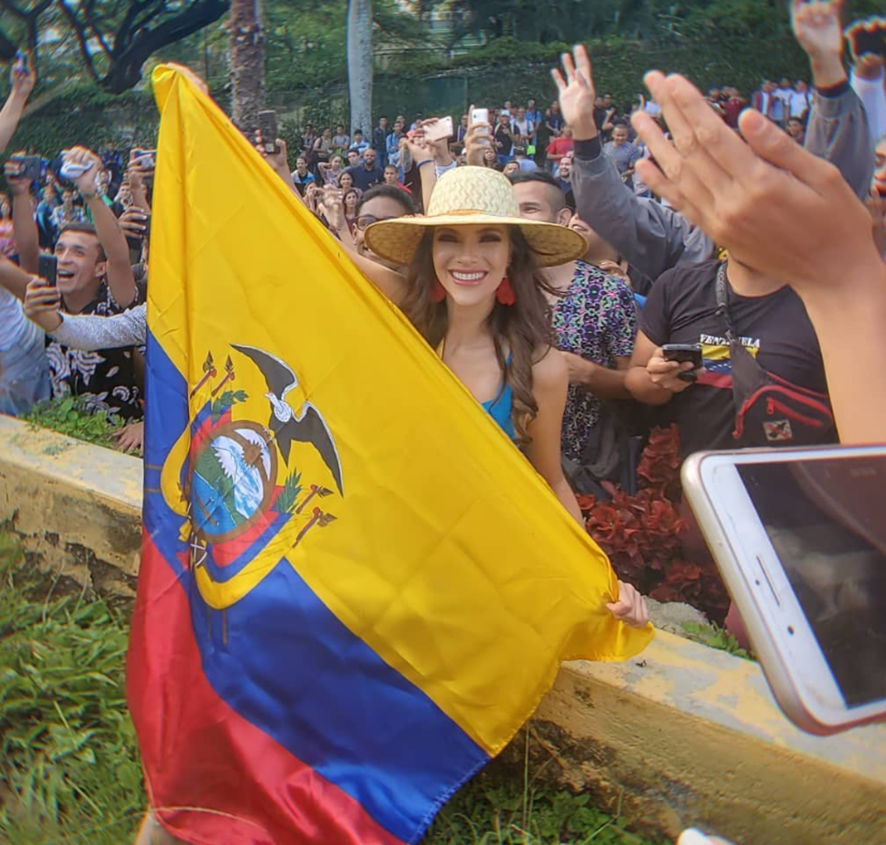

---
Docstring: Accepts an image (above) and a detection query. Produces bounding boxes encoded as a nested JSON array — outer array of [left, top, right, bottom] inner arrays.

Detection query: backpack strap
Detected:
[[715, 262, 737, 345]]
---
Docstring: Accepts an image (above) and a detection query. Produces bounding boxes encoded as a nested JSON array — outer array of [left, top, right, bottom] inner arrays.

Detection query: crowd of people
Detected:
[[1, 0, 885, 628], [0, 0, 883, 841]]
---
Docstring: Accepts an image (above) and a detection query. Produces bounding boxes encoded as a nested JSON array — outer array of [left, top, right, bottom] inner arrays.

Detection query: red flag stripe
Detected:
[[127, 532, 406, 845]]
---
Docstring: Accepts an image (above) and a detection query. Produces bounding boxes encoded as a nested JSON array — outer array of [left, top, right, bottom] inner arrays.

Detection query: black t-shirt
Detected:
[[344, 164, 384, 192], [494, 125, 513, 157], [640, 260, 828, 455]]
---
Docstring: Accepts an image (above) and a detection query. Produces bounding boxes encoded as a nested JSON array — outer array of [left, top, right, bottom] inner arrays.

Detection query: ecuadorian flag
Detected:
[[127, 66, 652, 845]]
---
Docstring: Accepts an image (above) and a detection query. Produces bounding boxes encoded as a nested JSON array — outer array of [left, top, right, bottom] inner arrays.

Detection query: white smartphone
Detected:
[[424, 115, 453, 143], [682, 445, 886, 735], [470, 108, 489, 129]]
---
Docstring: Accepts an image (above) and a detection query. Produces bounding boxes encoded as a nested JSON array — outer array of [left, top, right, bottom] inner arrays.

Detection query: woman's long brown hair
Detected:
[[399, 227, 558, 445]]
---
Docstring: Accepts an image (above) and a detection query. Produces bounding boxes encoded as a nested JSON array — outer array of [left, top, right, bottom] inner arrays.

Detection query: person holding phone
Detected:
[[628, 70, 886, 446]]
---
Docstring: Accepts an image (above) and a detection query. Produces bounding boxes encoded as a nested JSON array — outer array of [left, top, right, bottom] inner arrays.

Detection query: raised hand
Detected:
[[4, 150, 32, 195], [418, 118, 452, 165], [24, 275, 62, 332], [62, 146, 102, 198], [119, 207, 149, 241], [551, 45, 598, 140], [463, 108, 492, 167], [11, 52, 36, 100], [319, 184, 346, 229], [630, 71, 876, 292], [402, 124, 433, 165], [255, 130, 288, 172], [853, 52, 885, 81], [791, 0, 846, 87]]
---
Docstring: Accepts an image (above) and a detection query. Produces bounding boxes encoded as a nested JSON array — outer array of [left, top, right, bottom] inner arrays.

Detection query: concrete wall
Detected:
[[0, 415, 142, 595], [1, 415, 884, 845]]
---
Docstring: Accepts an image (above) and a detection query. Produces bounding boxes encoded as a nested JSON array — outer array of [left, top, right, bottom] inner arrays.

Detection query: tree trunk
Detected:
[[347, 0, 373, 139], [229, 0, 265, 136]]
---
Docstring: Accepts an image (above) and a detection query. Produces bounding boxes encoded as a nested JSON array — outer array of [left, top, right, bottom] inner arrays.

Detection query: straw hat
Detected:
[[363, 166, 587, 268]]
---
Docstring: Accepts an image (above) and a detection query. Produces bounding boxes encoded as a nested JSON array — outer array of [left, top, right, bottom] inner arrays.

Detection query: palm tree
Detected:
[[347, 0, 373, 140], [229, 0, 266, 135]]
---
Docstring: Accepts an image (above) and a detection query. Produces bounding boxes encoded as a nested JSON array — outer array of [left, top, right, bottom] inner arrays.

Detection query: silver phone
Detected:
[[470, 108, 489, 128], [682, 445, 886, 735]]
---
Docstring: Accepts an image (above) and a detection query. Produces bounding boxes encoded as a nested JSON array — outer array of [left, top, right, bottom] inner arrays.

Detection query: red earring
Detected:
[[496, 277, 516, 306], [430, 278, 446, 303]]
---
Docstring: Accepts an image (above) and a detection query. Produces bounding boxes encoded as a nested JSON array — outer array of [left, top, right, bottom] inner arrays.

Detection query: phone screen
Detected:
[[737, 457, 886, 708]]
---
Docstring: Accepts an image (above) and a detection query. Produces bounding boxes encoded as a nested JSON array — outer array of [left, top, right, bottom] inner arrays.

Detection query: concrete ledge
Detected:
[[0, 415, 142, 594], [1, 414, 884, 844], [538, 640, 886, 843]]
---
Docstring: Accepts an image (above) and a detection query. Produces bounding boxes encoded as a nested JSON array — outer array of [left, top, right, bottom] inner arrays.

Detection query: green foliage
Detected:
[[0, 534, 144, 845], [23, 395, 123, 450], [276, 471, 304, 514], [210, 388, 248, 423], [682, 622, 753, 660], [3, 85, 157, 170], [423, 759, 669, 844]]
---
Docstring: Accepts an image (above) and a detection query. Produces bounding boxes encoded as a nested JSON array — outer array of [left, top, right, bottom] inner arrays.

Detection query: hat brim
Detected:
[[363, 213, 587, 269]]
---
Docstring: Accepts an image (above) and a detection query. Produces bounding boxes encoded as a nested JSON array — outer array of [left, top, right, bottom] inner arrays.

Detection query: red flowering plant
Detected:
[[579, 426, 730, 622]]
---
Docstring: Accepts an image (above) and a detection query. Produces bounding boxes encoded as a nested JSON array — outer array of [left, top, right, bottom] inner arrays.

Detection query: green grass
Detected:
[[0, 532, 667, 845], [426, 765, 671, 844], [0, 532, 145, 845]]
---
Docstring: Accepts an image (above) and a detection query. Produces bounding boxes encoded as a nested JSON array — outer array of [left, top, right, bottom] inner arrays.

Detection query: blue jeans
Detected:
[[0, 319, 51, 416]]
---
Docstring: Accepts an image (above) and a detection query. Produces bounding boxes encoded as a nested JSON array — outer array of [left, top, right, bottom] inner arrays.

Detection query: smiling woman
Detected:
[[359, 166, 649, 629]]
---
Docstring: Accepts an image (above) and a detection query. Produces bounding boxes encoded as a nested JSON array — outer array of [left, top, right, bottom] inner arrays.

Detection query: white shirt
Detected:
[[52, 302, 147, 351], [0, 286, 26, 352], [789, 90, 810, 118], [851, 69, 886, 145], [643, 101, 662, 118]]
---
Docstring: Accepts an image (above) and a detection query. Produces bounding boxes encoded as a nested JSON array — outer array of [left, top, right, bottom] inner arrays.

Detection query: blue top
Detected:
[[438, 341, 516, 441], [483, 384, 516, 441]]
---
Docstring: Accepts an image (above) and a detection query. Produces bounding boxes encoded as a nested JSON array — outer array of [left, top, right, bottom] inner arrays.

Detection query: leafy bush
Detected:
[[682, 622, 752, 661], [9, 85, 157, 159], [23, 395, 123, 449], [579, 426, 731, 623]]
